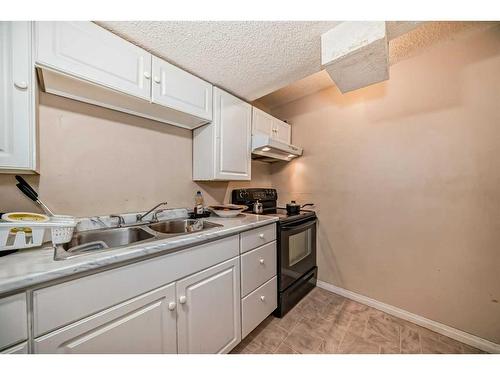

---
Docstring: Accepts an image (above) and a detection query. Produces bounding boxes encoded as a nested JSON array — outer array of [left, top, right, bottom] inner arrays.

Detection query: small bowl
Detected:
[[207, 204, 248, 218], [2, 212, 49, 222]]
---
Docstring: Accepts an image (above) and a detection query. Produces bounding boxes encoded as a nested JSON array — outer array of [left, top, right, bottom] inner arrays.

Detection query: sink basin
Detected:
[[148, 219, 222, 234], [54, 218, 223, 260], [62, 226, 155, 253]]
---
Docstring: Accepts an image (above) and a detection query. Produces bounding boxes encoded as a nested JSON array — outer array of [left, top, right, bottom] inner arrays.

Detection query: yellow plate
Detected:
[[2, 212, 49, 222]]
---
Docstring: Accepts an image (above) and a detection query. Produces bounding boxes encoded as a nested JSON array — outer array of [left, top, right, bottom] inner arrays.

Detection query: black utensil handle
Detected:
[[301, 203, 314, 208], [15, 175, 38, 199], [16, 183, 39, 202]]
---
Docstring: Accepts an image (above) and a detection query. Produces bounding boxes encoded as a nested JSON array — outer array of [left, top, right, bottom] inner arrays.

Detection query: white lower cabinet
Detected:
[[1, 341, 28, 354], [5, 228, 279, 354], [176, 256, 241, 354], [0, 292, 28, 351], [241, 276, 277, 338], [239, 225, 278, 339], [34, 283, 177, 354]]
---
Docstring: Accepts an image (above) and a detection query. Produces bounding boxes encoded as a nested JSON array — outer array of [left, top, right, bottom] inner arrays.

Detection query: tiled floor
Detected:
[[231, 287, 484, 354]]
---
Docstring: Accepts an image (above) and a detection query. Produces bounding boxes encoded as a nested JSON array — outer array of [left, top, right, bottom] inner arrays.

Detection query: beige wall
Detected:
[[270, 25, 500, 343], [0, 93, 272, 216]]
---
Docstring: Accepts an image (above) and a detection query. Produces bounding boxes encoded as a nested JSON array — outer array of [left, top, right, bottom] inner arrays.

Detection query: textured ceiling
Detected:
[[256, 21, 499, 110], [97, 21, 341, 101]]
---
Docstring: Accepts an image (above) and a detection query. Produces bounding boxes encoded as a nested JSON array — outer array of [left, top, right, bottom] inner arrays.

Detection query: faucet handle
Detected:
[[152, 208, 169, 222], [110, 214, 125, 227]]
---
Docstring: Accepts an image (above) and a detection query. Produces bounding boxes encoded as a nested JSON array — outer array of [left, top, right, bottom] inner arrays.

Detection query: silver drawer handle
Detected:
[[259, 233, 264, 239], [259, 258, 265, 265], [260, 296, 265, 302]]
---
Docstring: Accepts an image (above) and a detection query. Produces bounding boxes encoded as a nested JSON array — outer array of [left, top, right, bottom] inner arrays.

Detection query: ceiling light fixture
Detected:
[[262, 147, 271, 152], [288, 154, 296, 158]]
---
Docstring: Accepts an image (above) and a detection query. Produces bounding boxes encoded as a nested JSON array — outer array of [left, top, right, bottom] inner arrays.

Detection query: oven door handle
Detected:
[[281, 219, 317, 231]]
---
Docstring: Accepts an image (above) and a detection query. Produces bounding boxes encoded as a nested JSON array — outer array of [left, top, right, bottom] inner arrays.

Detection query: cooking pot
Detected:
[[253, 200, 264, 214], [286, 201, 314, 215]]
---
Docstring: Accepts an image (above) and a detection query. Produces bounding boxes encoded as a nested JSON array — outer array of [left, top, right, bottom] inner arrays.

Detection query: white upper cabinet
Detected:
[[35, 21, 152, 100], [176, 257, 241, 354], [0, 22, 37, 173], [252, 107, 291, 144], [252, 106, 274, 135], [273, 118, 292, 144], [34, 22, 212, 129], [193, 87, 252, 181], [152, 56, 212, 121]]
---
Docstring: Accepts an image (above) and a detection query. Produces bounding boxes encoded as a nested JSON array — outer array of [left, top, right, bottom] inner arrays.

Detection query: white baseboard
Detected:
[[316, 280, 500, 354]]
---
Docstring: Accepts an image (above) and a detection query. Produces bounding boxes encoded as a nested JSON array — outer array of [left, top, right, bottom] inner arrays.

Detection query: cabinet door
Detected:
[[1, 342, 28, 354], [176, 256, 241, 354], [273, 118, 291, 144], [214, 87, 252, 180], [34, 283, 177, 354], [252, 107, 274, 136], [0, 22, 36, 172], [35, 22, 152, 100], [0, 292, 28, 351], [152, 56, 212, 121]]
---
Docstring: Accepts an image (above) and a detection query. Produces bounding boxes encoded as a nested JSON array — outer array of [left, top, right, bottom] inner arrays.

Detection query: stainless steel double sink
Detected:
[[54, 219, 222, 260]]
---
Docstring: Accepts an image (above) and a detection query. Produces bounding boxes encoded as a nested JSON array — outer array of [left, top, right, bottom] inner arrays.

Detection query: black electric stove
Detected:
[[232, 188, 317, 317]]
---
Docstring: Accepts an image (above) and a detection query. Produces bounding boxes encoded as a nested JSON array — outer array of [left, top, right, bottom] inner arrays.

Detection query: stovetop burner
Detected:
[[231, 188, 316, 224]]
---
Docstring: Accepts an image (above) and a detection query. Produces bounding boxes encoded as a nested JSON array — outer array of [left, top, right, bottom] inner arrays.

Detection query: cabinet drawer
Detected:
[[0, 293, 27, 350], [240, 224, 276, 254], [34, 235, 239, 337], [241, 276, 277, 338], [240, 241, 277, 297]]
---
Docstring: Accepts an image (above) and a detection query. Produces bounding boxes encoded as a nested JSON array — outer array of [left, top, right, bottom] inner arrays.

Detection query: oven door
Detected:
[[279, 218, 317, 291]]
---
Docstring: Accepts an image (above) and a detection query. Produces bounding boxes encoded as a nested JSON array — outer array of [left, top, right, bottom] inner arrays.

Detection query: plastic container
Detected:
[[0, 215, 77, 252]]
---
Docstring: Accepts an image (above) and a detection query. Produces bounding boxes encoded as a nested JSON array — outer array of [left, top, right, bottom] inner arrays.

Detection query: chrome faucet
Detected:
[[136, 202, 168, 223]]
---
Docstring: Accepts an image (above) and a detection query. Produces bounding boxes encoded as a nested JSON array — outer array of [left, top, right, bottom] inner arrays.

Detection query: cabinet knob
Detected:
[[260, 296, 265, 302], [179, 295, 187, 304], [168, 302, 176, 311], [14, 81, 28, 90], [143, 71, 151, 79], [153, 76, 161, 84], [259, 233, 265, 239], [259, 258, 265, 265]]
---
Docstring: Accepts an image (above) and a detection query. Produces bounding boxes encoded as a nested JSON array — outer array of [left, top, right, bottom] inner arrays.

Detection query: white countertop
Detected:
[[0, 213, 278, 296]]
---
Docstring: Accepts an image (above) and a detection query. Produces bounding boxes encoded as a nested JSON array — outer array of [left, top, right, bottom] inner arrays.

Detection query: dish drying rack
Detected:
[[0, 216, 77, 252]]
